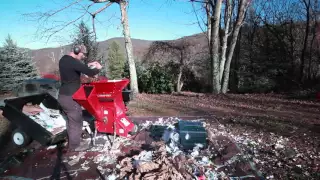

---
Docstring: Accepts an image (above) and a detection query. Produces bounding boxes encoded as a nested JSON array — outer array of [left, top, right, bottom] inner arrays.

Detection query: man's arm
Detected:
[[72, 60, 100, 77]]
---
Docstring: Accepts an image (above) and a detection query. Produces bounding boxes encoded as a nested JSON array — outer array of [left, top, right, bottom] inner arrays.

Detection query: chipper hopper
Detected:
[[72, 78, 137, 138]]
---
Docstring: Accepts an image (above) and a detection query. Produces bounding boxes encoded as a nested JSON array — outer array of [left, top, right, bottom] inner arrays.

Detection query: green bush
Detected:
[[123, 62, 174, 94], [140, 63, 174, 93]]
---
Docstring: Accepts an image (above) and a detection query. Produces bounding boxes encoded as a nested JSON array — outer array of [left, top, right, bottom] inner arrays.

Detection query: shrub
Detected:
[[123, 61, 174, 94]]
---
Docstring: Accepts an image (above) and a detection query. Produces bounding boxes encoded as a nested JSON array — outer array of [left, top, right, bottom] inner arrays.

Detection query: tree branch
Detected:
[[90, 0, 119, 3], [92, 16, 97, 41], [46, 0, 83, 20], [45, 12, 88, 43], [191, 1, 207, 34], [78, 2, 96, 15], [90, 0, 110, 3], [24, 0, 117, 44], [145, 38, 196, 65], [92, 2, 113, 16]]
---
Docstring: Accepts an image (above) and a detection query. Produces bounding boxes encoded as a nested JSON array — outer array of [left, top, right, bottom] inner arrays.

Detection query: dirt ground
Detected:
[[126, 92, 320, 179], [1, 92, 319, 179], [127, 92, 320, 132]]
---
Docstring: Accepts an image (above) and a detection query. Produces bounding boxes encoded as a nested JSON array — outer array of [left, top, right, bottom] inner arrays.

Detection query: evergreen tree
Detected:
[[72, 21, 102, 65], [0, 35, 39, 92], [107, 41, 125, 79]]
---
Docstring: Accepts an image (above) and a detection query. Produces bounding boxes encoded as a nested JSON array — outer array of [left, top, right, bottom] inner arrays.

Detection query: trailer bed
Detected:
[[2, 93, 67, 146]]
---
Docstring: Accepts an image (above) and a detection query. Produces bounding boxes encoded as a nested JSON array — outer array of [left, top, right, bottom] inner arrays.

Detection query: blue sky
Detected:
[[0, 0, 204, 50]]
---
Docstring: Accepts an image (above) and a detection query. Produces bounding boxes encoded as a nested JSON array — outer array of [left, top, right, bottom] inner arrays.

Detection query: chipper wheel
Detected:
[[11, 128, 32, 147]]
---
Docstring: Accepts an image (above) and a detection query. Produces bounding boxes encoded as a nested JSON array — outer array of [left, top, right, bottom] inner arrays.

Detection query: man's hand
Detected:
[[88, 61, 102, 70]]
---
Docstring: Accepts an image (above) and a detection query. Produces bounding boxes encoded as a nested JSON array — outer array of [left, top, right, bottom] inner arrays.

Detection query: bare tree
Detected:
[[145, 38, 199, 92], [48, 52, 56, 63], [25, 0, 139, 95], [91, 0, 139, 94], [221, 0, 251, 93], [220, 0, 233, 85], [191, 0, 251, 93], [257, 0, 320, 84], [210, 0, 223, 93], [299, 0, 312, 82], [48, 46, 66, 65], [118, 0, 138, 94]]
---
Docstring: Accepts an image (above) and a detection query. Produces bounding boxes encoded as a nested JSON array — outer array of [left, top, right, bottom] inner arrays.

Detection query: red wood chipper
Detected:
[[72, 78, 138, 144]]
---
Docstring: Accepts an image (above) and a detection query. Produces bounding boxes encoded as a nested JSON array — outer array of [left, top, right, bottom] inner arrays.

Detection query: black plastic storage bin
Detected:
[[178, 120, 207, 150], [122, 89, 132, 106], [2, 93, 67, 147]]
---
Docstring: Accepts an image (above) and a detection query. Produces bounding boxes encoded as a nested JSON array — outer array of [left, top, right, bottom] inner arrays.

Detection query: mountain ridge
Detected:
[[30, 32, 207, 73]]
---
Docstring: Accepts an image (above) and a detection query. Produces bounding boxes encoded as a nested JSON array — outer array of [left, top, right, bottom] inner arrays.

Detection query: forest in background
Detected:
[[0, 0, 319, 97], [141, 0, 320, 95]]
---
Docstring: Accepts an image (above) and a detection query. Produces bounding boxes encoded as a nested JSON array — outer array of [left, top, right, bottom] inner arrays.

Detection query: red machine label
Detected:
[[120, 118, 130, 127]]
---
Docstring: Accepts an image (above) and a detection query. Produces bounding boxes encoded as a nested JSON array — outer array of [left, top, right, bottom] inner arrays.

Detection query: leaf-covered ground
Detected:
[[127, 92, 320, 179], [0, 92, 319, 179]]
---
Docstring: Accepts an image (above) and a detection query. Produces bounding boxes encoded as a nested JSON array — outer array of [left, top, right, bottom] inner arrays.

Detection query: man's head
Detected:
[[70, 44, 88, 60]]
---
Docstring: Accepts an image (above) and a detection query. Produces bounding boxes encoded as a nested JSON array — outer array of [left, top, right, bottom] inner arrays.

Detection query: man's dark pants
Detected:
[[58, 94, 83, 150]]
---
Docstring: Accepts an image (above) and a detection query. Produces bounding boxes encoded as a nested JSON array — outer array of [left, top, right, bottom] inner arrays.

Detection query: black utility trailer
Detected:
[[1, 93, 67, 147]]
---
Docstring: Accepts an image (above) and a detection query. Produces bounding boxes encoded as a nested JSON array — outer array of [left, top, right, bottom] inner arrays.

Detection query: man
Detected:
[[58, 44, 102, 152]]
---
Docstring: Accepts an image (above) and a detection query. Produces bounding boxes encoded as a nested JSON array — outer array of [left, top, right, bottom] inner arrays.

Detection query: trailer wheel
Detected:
[[12, 128, 32, 147]]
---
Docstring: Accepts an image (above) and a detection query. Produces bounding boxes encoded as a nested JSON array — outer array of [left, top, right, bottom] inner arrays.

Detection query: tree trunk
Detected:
[[119, 0, 139, 95], [205, 2, 213, 93], [299, 0, 311, 83], [308, 34, 316, 80], [177, 51, 184, 93], [230, 27, 242, 93], [104, 56, 109, 77], [177, 65, 184, 92], [222, 0, 249, 93], [248, 16, 257, 73], [309, 12, 319, 80], [205, 2, 212, 48], [219, 0, 232, 83], [211, 0, 222, 93], [289, 19, 296, 77]]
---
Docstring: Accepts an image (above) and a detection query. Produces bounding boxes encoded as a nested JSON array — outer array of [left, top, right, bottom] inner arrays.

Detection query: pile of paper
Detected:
[[23, 102, 66, 134]]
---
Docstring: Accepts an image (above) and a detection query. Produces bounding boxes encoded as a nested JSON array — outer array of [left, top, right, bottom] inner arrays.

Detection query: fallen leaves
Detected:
[[126, 93, 320, 179], [2, 92, 318, 179], [118, 142, 192, 180]]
